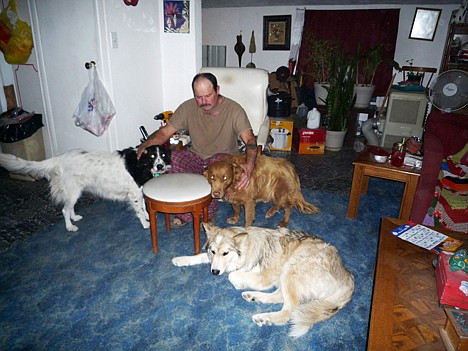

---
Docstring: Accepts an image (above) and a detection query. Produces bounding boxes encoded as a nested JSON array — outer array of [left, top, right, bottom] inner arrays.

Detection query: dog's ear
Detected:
[[202, 222, 217, 240], [232, 162, 244, 183], [203, 170, 209, 180], [233, 232, 248, 252]]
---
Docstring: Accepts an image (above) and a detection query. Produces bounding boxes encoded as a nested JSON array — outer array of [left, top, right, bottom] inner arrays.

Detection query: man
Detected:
[[137, 72, 257, 227], [268, 65, 298, 109]]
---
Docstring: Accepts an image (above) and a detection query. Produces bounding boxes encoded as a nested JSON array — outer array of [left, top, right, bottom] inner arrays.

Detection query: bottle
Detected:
[[390, 139, 406, 167], [307, 108, 321, 129], [296, 103, 308, 118]]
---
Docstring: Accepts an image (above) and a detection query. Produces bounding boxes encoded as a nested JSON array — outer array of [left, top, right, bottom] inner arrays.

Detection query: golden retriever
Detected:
[[203, 153, 319, 227]]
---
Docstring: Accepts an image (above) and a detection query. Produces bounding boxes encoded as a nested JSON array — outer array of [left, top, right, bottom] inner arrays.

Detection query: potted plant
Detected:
[[324, 49, 357, 151], [403, 59, 424, 85], [354, 44, 402, 108], [354, 43, 383, 108], [299, 33, 337, 105]]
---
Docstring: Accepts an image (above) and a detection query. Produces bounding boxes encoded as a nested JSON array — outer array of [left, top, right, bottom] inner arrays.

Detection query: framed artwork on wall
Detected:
[[263, 15, 291, 50], [409, 8, 441, 41], [164, 0, 190, 33]]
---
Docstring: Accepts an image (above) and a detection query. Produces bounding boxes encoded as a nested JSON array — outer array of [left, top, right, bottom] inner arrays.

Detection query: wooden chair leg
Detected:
[[192, 210, 201, 254], [149, 209, 158, 254], [164, 213, 171, 232]]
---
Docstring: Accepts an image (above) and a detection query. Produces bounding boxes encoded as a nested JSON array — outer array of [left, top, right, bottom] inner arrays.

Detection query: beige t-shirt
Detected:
[[168, 96, 252, 159]]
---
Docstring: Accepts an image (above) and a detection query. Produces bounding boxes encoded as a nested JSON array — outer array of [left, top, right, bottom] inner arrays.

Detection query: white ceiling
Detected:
[[202, 0, 460, 8]]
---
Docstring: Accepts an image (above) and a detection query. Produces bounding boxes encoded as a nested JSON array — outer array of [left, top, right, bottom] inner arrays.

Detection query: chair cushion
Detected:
[[143, 173, 211, 202], [199, 67, 268, 136]]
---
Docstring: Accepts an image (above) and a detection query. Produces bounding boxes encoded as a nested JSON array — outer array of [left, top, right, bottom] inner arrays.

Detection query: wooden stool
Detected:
[[143, 173, 212, 254]]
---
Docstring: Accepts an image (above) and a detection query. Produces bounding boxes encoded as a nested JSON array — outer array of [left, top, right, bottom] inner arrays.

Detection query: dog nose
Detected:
[[156, 164, 164, 170], [211, 269, 220, 275], [212, 191, 221, 198]]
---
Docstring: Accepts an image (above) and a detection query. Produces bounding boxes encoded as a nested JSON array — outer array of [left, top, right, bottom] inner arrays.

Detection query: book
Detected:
[[391, 222, 463, 254]]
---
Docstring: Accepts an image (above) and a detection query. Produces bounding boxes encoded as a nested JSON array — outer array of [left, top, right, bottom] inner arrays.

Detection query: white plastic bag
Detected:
[[73, 66, 116, 136]]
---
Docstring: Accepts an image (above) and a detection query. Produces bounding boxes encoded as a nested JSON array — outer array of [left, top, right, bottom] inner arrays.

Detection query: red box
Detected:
[[435, 252, 468, 310], [293, 128, 326, 154]]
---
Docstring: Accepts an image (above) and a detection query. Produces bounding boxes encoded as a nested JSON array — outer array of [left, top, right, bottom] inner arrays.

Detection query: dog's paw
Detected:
[[71, 214, 83, 221], [66, 224, 79, 232], [227, 216, 240, 224], [242, 291, 258, 302], [142, 221, 150, 229], [265, 208, 278, 219], [172, 256, 192, 267], [252, 313, 273, 327], [228, 272, 247, 290]]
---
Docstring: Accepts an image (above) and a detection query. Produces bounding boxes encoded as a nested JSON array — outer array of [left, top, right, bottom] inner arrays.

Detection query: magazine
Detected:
[[391, 222, 463, 254]]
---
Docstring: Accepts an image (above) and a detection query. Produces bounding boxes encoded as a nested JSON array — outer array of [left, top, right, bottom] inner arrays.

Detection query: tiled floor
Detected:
[[0, 136, 358, 252]]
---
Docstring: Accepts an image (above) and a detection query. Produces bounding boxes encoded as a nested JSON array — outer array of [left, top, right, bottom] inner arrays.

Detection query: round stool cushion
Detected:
[[143, 173, 211, 202]]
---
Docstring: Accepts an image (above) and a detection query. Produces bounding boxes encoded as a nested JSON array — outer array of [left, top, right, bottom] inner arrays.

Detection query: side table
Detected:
[[347, 150, 420, 221]]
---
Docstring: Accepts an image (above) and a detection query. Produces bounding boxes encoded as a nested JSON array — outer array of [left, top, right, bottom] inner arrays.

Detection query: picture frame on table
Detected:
[[263, 15, 291, 50]]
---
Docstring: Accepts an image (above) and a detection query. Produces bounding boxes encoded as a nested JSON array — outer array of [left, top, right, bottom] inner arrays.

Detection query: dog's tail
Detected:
[[289, 288, 354, 338], [0, 153, 57, 180], [294, 195, 320, 214]]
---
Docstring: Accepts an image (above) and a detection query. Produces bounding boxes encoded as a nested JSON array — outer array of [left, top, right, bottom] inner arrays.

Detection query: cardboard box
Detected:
[[269, 116, 294, 151], [435, 252, 468, 310], [293, 128, 326, 154]]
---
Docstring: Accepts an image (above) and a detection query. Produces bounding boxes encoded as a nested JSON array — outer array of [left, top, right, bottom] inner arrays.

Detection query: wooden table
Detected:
[[347, 150, 421, 221], [367, 217, 467, 350]]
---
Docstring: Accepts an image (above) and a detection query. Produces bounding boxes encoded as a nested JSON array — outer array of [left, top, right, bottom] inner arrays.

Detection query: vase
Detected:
[[234, 34, 245, 68], [354, 84, 375, 109], [314, 82, 329, 106], [325, 130, 347, 151]]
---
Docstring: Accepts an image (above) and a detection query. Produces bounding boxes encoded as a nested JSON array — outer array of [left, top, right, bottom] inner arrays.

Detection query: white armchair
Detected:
[[199, 67, 270, 150]]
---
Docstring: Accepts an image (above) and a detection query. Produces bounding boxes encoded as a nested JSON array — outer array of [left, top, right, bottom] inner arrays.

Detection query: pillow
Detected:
[[423, 142, 468, 233]]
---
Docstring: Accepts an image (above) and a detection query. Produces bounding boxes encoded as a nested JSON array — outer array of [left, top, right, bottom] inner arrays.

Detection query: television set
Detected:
[[379, 90, 428, 148]]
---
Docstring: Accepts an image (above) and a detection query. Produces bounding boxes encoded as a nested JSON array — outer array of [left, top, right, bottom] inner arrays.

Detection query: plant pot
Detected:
[[325, 130, 347, 151], [354, 84, 375, 109], [314, 82, 329, 106]]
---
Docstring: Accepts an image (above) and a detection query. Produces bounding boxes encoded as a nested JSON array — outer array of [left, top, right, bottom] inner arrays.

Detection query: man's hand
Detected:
[[235, 163, 252, 190], [137, 143, 148, 160]]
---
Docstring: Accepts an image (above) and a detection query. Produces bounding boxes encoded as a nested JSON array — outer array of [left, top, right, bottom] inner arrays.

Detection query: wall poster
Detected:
[[164, 1, 190, 33]]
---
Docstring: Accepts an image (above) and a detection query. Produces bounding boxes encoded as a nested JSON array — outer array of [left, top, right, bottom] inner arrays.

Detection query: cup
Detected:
[[390, 142, 405, 167]]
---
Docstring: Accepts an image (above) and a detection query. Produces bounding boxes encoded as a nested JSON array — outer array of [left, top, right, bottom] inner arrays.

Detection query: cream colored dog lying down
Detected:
[[203, 153, 319, 227], [172, 223, 355, 338]]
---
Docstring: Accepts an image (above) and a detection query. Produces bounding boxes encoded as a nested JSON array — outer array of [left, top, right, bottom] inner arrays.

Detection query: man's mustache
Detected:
[[200, 103, 212, 108]]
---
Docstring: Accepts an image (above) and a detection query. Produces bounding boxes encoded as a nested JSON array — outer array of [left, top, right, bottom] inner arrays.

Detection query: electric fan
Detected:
[[426, 69, 468, 112]]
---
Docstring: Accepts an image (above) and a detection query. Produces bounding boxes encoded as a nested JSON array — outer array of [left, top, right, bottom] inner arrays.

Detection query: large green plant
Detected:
[[325, 50, 357, 131], [357, 43, 383, 85], [356, 43, 401, 85], [300, 33, 337, 83]]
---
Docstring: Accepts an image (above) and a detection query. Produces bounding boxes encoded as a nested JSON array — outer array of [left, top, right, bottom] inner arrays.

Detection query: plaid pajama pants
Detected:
[[168, 149, 228, 223]]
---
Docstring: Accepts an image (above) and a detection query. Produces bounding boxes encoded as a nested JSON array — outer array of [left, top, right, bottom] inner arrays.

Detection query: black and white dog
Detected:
[[0, 145, 171, 231]]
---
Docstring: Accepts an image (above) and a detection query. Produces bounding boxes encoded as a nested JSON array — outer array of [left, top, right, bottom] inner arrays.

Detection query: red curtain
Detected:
[[297, 9, 400, 96]]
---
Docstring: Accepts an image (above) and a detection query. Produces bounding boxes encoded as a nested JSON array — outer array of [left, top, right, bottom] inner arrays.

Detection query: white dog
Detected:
[[0, 145, 171, 231], [172, 223, 355, 337]]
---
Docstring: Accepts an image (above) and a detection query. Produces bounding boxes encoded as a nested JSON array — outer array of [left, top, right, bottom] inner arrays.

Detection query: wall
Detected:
[[0, 0, 201, 157], [202, 4, 459, 84]]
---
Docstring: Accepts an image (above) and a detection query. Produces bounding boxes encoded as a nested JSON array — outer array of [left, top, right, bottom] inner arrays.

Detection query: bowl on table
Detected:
[[368, 147, 390, 163]]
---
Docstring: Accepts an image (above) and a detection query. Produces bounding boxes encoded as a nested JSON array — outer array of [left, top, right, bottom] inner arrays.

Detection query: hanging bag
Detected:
[[73, 64, 116, 137], [0, 0, 33, 64]]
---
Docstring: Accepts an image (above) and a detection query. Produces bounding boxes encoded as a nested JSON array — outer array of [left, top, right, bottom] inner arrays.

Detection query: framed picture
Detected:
[[263, 15, 291, 51], [164, 0, 190, 33], [409, 8, 441, 41]]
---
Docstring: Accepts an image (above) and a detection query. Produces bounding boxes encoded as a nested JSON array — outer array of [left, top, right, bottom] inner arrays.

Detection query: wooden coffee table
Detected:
[[367, 217, 467, 350], [347, 150, 420, 221]]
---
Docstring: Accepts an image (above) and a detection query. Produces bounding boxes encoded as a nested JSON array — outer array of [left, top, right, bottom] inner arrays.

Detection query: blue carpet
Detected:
[[0, 178, 403, 350]]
